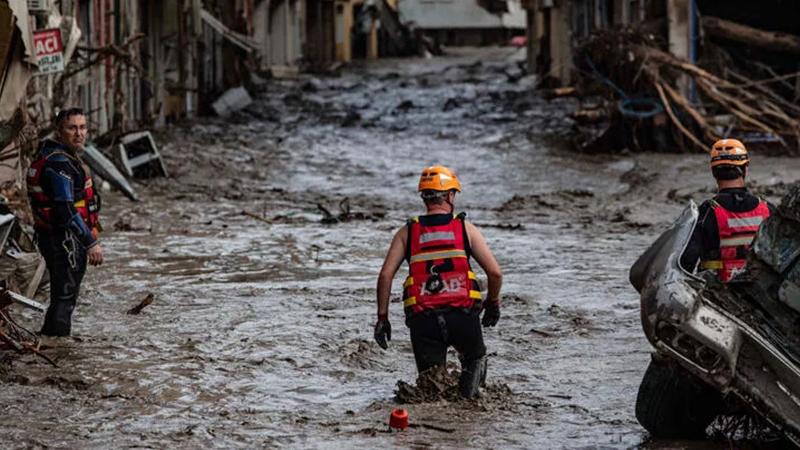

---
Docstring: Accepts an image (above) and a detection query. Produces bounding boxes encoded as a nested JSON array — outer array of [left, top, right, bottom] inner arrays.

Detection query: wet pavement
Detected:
[[2, 47, 800, 449]]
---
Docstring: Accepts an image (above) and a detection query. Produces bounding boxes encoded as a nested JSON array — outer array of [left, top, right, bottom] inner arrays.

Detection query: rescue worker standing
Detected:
[[680, 139, 774, 281], [374, 166, 502, 398], [27, 108, 103, 336]]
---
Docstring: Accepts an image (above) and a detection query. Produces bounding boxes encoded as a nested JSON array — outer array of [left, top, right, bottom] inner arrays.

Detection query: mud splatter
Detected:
[[395, 366, 514, 405]]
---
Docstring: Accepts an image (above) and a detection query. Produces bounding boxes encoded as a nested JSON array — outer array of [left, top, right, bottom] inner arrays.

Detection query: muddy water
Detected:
[[3, 48, 800, 449]]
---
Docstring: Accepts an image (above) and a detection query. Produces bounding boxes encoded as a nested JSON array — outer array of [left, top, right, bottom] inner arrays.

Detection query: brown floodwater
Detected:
[[2, 47, 799, 449]]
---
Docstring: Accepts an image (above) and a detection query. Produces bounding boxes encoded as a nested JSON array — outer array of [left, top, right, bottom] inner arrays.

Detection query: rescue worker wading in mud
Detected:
[[27, 108, 104, 336], [374, 166, 502, 398], [680, 139, 774, 282]]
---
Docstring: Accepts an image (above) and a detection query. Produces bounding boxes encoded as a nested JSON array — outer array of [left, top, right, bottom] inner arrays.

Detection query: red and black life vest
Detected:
[[26, 151, 99, 235], [701, 199, 770, 282], [402, 213, 482, 316]]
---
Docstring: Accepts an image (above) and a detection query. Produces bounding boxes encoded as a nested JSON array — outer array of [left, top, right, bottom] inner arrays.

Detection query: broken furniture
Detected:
[[117, 131, 168, 179]]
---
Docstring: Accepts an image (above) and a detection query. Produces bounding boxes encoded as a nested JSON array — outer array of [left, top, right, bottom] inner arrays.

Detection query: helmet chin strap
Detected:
[[445, 192, 455, 214]]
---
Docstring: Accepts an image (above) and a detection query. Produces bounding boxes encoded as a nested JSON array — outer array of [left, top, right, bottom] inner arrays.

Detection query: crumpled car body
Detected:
[[630, 200, 800, 444]]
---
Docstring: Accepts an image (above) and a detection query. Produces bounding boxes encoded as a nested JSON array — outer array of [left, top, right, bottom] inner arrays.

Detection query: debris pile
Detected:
[[0, 200, 51, 366], [0, 307, 54, 367], [572, 19, 800, 153]]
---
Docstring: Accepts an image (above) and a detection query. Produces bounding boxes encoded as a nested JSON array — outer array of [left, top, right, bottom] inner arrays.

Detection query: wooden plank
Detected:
[[703, 16, 800, 55], [24, 259, 46, 300], [199, 9, 258, 53]]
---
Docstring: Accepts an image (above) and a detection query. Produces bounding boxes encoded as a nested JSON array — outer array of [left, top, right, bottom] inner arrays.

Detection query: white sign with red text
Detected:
[[34, 29, 65, 75]]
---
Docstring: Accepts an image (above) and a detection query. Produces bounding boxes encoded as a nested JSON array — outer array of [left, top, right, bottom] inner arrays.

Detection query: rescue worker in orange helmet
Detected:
[[27, 108, 104, 336], [374, 165, 503, 398], [680, 139, 775, 282]]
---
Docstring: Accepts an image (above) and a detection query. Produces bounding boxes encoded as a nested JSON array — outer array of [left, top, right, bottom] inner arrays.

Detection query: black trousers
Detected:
[[409, 307, 486, 366], [36, 231, 87, 336]]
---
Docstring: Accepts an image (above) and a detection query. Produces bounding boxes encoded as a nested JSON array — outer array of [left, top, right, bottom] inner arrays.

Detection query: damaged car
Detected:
[[630, 183, 800, 444]]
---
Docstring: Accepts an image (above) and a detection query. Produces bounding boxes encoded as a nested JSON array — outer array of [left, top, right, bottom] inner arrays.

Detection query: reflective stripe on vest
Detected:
[[720, 236, 756, 247], [703, 199, 770, 283], [420, 231, 455, 244], [409, 249, 468, 263], [726, 216, 765, 228], [701, 260, 723, 270]]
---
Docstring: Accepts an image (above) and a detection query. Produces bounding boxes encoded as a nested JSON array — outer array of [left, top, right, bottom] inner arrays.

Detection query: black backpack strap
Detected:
[[456, 212, 472, 259], [404, 219, 416, 264]]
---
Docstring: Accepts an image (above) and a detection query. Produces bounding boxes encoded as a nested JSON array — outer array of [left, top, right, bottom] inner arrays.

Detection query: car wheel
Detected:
[[635, 358, 723, 439]]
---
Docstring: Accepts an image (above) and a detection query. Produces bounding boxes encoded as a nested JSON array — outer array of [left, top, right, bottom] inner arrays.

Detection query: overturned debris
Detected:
[[83, 143, 139, 202], [117, 131, 168, 179], [0, 211, 51, 366], [573, 23, 800, 153], [0, 209, 47, 298], [0, 288, 46, 313], [0, 305, 54, 367]]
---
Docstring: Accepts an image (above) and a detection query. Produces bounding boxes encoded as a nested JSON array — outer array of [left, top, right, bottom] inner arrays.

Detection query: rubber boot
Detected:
[[41, 299, 76, 337], [459, 356, 486, 399]]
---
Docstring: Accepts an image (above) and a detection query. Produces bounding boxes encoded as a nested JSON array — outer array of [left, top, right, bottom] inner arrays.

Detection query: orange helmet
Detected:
[[418, 165, 461, 192], [710, 139, 749, 168]]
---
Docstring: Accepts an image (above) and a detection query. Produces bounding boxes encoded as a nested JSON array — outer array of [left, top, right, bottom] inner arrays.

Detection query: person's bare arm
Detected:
[[465, 221, 502, 302], [376, 227, 408, 317]]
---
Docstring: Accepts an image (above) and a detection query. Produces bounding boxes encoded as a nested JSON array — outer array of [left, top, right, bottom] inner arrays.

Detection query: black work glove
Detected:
[[374, 314, 391, 349], [482, 299, 500, 327]]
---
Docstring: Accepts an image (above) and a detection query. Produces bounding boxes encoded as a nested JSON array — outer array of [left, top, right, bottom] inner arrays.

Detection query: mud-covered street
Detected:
[[2, 48, 800, 449]]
